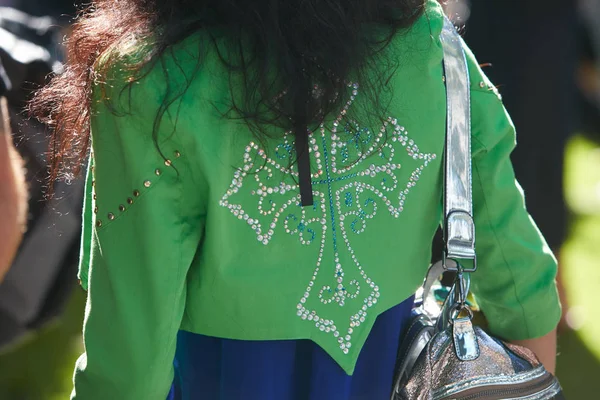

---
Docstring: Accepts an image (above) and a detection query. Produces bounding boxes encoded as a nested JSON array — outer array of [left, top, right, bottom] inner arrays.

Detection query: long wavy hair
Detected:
[[30, 0, 426, 184]]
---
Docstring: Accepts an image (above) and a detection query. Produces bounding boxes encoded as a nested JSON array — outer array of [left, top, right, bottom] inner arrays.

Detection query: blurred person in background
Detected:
[[0, 63, 26, 282], [460, 0, 578, 327], [0, 0, 76, 19], [0, 3, 84, 349], [32, 0, 561, 398], [577, 0, 600, 140]]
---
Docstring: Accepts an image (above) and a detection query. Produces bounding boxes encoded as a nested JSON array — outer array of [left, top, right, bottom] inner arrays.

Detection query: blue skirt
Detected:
[[169, 297, 414, 400]]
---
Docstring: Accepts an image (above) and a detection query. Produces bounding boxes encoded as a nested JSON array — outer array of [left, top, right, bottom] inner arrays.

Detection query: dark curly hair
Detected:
[[30, 0, 426, 185]]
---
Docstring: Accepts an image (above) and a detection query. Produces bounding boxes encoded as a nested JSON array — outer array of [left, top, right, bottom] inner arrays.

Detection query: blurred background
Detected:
[[0, 0, 600, 398]]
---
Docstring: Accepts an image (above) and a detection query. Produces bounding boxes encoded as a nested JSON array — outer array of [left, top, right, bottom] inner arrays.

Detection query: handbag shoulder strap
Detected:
[[440, 18, 476, 271], [418, 18, 477, 304]]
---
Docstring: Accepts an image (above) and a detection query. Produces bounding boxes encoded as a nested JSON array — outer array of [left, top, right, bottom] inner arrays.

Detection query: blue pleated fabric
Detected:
[[169, 297, 414, 400]]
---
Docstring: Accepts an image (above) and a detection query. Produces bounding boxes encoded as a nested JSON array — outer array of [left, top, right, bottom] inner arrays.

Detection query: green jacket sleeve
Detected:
[[77, 159, 93, 290], [465, 46, 561, 341], [71, 61, 206, 399]]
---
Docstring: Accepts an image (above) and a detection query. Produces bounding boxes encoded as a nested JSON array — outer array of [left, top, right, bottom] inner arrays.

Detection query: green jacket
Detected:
[[73, 1, 561, 398]]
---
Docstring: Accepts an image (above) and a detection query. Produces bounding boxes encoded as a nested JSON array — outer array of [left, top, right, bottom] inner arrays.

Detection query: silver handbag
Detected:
[[390, 18, 564, 400]]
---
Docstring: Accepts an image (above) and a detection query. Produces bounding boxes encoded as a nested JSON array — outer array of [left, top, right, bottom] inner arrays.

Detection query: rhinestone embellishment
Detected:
[[219, 83, 436, 354], [92, 151, 181, 228]]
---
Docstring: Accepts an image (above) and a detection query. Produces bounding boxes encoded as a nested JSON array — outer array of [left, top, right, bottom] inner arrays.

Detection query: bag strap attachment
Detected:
[[440, 18, 476, 272]]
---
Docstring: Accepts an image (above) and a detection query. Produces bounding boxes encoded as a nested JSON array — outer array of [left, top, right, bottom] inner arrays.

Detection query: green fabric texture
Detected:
[[72, 1, 561, 398]]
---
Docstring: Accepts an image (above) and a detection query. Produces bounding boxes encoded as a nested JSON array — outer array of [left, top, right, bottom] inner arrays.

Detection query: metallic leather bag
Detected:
[[390, 18, 564, 400]]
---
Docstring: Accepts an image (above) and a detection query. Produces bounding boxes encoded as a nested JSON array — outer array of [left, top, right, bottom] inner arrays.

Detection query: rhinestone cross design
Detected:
[[219, 83, 437, 354]]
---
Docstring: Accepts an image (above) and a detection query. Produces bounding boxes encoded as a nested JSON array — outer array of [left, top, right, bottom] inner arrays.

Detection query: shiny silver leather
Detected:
[[393, 314, 563, 399], [390, 18, 563, 400], [441, 17, 476, 264]]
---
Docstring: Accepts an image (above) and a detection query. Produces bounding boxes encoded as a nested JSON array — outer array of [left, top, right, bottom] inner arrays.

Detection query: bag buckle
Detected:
[[443, 211, 476, 272]]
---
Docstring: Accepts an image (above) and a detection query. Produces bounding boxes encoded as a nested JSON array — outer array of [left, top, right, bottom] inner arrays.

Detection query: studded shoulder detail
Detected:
[[92, 150, 182, 229]]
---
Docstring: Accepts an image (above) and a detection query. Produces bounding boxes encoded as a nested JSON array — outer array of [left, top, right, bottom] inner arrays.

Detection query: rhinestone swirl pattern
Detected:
[[219, 83, 437, 355]]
